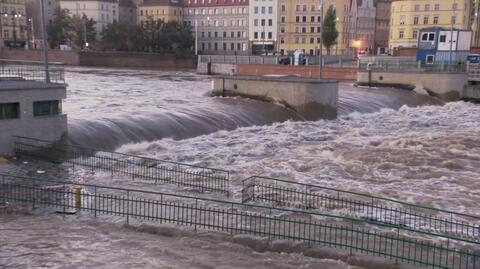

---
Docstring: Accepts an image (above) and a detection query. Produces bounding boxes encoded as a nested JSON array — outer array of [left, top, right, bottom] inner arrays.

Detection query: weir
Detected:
[[211, 75, 339, 120]]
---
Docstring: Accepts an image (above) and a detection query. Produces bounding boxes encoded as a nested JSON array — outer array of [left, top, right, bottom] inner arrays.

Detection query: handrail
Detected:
[[13, 136, 229, 173], [244, 175, 480, 220], [1, 173, 478, 246]]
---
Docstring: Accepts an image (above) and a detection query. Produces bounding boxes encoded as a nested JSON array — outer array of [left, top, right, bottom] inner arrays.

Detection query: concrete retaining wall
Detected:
[[197, 62, 235, 75], [0, 49, 196, 69], [357, 71, 468, 101], [0, 82, 68, 156], [212, 76, 338, 120], [0, 49, 80, 65], [464, 84, 480, 101], [78, 51, 196, 69]]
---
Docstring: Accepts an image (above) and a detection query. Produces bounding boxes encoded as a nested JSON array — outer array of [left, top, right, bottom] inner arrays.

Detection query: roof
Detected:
[[59, 0, 119, 3], [182, 0, 248, 7], [139, 0, 181, 7], [119, 0, 135, 7], [419, 27, 467, 32]]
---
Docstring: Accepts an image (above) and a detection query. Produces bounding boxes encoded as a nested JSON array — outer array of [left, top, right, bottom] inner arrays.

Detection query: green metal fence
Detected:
[[1, 174, 479, 269], [13, 136, 230, 195], [242, 176, 480, 243]]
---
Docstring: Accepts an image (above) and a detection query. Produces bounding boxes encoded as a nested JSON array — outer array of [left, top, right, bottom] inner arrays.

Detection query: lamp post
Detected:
[[194, 19, 198, 55], [40, 0, 50, 83], [28, 18, 35, 49], [448, 1, 456, 69], [319, 0, 324, 79]]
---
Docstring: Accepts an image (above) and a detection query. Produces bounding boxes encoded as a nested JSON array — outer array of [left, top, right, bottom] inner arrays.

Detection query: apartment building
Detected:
[[60, 0, 120, 39], [138, 0, 183, 24], [347, 0, 376, 54], [1, 0, 28, 48], [182, 0, 249, 55], [389, 0, 471, 49], [278, 0, 350, 56], [249, 0, 277, 54], [119, 0, 136, 23], [373, 0, 391, 54]]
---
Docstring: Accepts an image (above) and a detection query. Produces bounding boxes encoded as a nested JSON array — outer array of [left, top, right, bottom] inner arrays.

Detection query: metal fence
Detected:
[[0, 174, 479, 269], [0, 60, 65, 84], [199, 55, 279, 65], [358, 60, 467, 73], [242, 176, 480, 242], [13, 136, 230, 195]]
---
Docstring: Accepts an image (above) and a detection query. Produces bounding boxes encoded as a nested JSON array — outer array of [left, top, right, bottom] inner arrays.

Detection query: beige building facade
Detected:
[[278, 0, 350, 56], [1, 0, 28, 48], [138, 0, 183, 24], [389, 0, 472, 49]]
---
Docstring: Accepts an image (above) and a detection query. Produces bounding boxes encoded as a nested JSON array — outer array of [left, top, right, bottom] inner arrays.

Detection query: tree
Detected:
[[101, 19, 194, 56], [48, 8, 74, 49], [322, 5, 339, 55], [72, 15, 96, 49]]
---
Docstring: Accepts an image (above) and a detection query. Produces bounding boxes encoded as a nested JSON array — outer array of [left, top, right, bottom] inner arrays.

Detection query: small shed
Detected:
[[416, 27, 472, 64]]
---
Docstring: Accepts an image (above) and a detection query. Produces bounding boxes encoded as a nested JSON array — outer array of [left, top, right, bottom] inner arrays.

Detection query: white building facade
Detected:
[[59, 0, 119, 40], [248, 0, 277, 54]]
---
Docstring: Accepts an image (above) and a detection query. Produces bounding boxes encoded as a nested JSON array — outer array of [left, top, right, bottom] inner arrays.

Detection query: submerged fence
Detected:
[[242, 176, 480, 242], [1, 174, 479, 269], [13, 136, 230, 195]]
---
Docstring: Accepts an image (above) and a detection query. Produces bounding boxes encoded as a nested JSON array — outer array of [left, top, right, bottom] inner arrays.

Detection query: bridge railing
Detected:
[[242, 176, 480, 242], [13, 136, 230, 195], [1, 173, 479, 269]]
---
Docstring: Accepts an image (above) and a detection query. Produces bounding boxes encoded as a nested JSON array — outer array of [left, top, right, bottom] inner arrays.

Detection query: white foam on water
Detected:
[[117, 102, 480, 218]]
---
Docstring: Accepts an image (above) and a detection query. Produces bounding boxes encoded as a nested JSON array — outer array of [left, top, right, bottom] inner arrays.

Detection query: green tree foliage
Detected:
[[47, 8, 74, 48], [322, 5, 339, 55], [101, 19, 194, 56], [71, 15, 96, 49]]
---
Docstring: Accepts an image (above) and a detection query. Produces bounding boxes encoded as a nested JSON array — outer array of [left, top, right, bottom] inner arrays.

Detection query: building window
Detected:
[[0, 103, 20, 120], [434, 4, 440, 11], [414, 4, 420, 11], [433, 16, 439, 24], [426, 55, 434, 64], [423, 16, 429, 24], [399, 30, 404, 39], [439, 35, 447, 43], [413, 16, 418, 25], [33, 101, 60, 117], [413, 30, 418, 39]]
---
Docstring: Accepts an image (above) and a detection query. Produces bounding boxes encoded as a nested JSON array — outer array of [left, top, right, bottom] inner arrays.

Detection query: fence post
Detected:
[[126, 190, 130, 224]]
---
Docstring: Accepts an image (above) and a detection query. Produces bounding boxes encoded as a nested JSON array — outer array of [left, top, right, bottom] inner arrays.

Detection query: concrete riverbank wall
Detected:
[[464, 84, 480, 101], [212, 76, 338, 120], [0, 82, 68, 156], [0, 49, 196, 69], [357, 71, 468, 101]]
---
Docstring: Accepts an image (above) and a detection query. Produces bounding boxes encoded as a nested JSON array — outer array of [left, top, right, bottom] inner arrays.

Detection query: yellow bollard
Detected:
[[75, 187, 82, 208]]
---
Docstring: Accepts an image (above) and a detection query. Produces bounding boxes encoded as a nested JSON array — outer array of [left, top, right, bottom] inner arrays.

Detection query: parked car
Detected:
[[278, 57, 290, 65]]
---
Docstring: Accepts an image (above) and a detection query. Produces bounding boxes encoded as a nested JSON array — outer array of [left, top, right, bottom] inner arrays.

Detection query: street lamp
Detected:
[[319, 0, 324, 79]]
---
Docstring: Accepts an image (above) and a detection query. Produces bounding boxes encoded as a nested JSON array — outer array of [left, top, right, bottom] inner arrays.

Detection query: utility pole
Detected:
[[40, 0, 50, 83], [448, 0, 456, 70], [195, 19, 198, 55], [319, 0, 324, 79]]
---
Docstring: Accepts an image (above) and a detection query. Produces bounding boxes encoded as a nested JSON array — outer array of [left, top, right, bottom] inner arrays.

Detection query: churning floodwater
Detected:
[[63, 67, 442, 150], [2, 67, 479, 269]]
